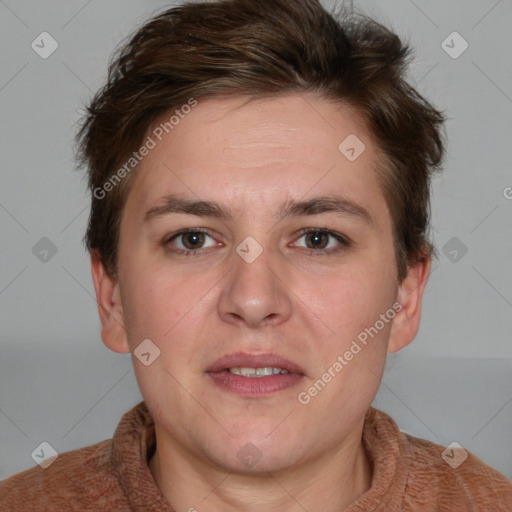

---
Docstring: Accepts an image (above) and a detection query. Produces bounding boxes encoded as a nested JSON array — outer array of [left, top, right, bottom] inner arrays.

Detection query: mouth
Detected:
[[205, 352, 305, 397], [227, 366, 292, 377]]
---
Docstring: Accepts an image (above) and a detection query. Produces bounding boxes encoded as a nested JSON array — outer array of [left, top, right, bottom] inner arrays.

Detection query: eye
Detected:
[[164, 227, 350, 257], [293, 228, 350, 254], [165, 229, 218, 255]]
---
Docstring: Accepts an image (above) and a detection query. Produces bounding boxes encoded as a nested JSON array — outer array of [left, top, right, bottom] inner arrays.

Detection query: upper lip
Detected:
[[206, 352, 305, 375]]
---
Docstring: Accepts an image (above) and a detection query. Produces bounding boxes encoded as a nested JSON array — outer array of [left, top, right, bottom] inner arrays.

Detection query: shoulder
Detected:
[[0, 439, 127, 512], [402, 432, 512, 510], [364, 407, 512, 510]]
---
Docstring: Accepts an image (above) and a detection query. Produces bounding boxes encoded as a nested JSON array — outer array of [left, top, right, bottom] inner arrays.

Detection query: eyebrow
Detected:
[[144, 194, 374, 225]]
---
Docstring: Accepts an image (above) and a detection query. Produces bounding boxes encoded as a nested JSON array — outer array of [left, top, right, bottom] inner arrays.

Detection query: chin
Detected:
[[205, 431, 306, 475]]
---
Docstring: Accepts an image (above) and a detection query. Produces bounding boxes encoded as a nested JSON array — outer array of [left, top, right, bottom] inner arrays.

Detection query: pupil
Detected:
[[307, 232, 327, 249], [184, 232, 204, 249]]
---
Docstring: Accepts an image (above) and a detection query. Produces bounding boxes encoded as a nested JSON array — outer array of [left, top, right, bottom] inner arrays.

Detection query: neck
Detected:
[[149, 422, 373, 511]]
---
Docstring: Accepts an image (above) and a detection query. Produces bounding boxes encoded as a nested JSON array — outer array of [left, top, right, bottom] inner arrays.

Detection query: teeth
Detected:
[[229, 367, 290, 377]]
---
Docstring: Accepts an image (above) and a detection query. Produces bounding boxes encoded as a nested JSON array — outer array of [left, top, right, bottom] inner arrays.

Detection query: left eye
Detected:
[[293, 229, 348, 251]]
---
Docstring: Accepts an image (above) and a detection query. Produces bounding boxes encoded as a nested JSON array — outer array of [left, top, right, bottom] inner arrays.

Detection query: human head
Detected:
[[76, 0, 445, 283], [82, 0, 444, 490]]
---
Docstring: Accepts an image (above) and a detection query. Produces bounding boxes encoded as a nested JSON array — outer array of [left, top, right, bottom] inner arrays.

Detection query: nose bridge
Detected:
[[217, 234, 292, 328]]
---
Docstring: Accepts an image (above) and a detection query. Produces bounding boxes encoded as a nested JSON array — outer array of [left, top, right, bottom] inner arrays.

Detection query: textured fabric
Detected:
[[1, 401, 511, 511]]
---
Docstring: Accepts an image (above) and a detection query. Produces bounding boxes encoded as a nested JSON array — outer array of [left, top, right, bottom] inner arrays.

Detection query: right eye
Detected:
[[165, 228, 219, 255]]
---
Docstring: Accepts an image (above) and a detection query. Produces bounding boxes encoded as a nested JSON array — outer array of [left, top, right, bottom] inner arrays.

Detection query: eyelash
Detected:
[[164, 228, 351, 257]]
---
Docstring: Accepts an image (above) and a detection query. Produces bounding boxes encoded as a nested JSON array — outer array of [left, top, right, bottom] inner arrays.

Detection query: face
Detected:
[[93, 94, 428, 474]]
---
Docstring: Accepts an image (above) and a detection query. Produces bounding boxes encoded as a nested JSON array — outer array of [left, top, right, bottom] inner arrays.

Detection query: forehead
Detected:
[[124, 94, 388, 222]]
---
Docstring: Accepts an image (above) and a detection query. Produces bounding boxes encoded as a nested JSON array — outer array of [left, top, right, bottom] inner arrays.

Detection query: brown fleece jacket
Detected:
[[1, 402, 511, 511]]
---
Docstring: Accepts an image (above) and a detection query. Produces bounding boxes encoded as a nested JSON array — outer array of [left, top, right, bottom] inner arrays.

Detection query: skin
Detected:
[[92, 94, 430, 511]]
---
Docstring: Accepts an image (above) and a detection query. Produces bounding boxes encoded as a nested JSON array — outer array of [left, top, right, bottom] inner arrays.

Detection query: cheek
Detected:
[[118, 259, 217, 364], [310, 265, 396, 340], [118, 263, 182, 344], [297, 268, 396, 413], [119, 269, 202, 407]]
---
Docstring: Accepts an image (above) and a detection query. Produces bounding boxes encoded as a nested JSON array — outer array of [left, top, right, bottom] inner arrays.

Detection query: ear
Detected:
[[90, 250, 130, 354], [388, 256, 431, 353]]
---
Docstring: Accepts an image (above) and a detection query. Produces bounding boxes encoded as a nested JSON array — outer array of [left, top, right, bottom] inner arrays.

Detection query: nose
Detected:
[[217, 240, 293, 329]]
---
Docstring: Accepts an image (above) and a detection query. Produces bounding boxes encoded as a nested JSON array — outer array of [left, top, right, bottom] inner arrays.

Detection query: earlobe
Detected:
[[388, 256, 431, 354], [90, 251, 130, 354]]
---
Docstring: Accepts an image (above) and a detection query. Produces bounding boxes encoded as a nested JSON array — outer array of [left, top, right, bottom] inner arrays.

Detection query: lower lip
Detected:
[[207, 370, 304, 396]]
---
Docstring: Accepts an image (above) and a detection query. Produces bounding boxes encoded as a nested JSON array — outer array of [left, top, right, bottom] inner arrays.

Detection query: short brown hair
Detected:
[[76, 0, 445, 281]]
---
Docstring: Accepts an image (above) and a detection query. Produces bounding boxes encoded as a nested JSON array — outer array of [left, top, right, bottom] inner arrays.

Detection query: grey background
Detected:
[[1, 0, 511, 481]]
